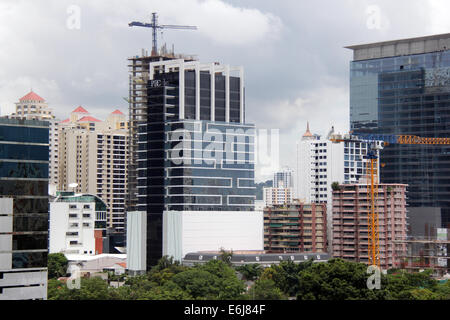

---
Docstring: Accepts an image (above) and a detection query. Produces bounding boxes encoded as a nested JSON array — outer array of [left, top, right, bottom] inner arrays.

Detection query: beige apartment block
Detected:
[[332, 183, 408, 270], [58, 107, 128, 232]]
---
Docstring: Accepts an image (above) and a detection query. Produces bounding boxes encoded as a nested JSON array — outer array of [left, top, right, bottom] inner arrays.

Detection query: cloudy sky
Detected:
[[1, 0, 450, 181]]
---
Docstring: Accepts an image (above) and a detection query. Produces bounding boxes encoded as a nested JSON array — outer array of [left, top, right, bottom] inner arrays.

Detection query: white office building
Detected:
[[296, 123, 382, 251]]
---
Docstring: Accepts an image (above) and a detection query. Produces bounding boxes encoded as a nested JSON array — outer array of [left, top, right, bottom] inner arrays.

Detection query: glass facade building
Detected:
[[348, 34, 450, 228], [132, 58, 255, 267], [0, 117, 49, 300]]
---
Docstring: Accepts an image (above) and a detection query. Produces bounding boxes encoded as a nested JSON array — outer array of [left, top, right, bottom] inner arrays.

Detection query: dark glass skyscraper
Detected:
[[129, 56, 255, 267], [0, 117, 49, 300], [347, 33, 450, 228]]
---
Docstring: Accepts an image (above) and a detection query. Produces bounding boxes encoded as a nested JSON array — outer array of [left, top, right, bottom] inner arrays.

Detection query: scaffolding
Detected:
[[126, 49, 195, 211], [393, 236, 450, 276]]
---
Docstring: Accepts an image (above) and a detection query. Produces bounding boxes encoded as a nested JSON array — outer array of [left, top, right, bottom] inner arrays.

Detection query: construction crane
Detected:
[[330, 133, 450, 268], [129, 12, 197, 56]]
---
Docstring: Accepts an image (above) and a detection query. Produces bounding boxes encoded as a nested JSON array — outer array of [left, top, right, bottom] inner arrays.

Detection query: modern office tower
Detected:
[[49, 192, 107, 255], [10, 91, 59, 193], [129, 53, 258, 267], [273, 167, 294, 188], [347, 33, 450, 228], [264, 203, 327, 253], [127, 51, 195, 213], [58, 107, 128, 232], [332, 183, 408, 269], [263, 187, 293, 206], [0, 117, 49, 300]]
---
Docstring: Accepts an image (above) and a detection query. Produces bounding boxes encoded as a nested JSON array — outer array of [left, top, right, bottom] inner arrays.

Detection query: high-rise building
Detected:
[[263, 187, 293, 206], [58, 107, 128, 232], [296, 124, 381, 204], [263, 167, 294, 206], [129, 54, 258, 267], [347, 33, 450, 228], [0, 117, 49, 300], [332, 183, 408, 269], [11, 91, 55, 121], [10, 91, 59, 192], [264, 203, 327, 253], [296, 124, 382, 251], [273, 167, 294, 189]]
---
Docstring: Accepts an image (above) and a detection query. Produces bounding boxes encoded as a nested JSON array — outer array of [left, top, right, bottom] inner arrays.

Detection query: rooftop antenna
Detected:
[[129, 12, 197, 56]]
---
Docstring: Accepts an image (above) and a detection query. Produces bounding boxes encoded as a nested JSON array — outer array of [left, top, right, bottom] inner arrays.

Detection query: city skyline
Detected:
[[3, 0, 450, 181]]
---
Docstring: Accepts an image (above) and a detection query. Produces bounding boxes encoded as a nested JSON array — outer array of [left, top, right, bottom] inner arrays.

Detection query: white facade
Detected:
[[0, 198, 47, 300], [126, 211, 147, 273], [296, 125, 382, 252], [49, 201, 106, 255], [162, 211, 264, 263], [263, 187, 293, 206], [273, 167, 294, 189]]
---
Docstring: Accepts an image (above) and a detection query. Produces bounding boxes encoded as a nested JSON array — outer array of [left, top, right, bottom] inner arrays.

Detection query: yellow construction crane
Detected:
[[330, 133, 450, 267]]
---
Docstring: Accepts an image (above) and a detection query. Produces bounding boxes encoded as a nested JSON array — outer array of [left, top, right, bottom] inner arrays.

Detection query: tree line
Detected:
[[47, 253, 450, 300]]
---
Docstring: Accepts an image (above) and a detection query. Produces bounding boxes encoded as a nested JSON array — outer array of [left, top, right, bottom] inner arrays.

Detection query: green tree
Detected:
[[247, 279, 286, 300], [171, 260, 245, 300], [331, 182, 341, 191], [295, 259, 388, 300], [262, 259, 314, 297], [47, 253, 68, 279], [219, 247, 233, 266], [236, 264, 263, 281]]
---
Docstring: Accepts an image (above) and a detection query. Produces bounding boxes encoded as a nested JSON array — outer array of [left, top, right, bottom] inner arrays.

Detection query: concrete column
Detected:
[[195, 63, 200, 120], [239, 67, 244, 123], [179, 62, 185, 119], [225, 65, 230, 123], [210, 63, 215, 122]]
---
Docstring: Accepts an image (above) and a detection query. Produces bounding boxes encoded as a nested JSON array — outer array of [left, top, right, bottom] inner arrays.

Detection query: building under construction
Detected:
[[393, 227, 449, 276], [127, 48, 195, 211]]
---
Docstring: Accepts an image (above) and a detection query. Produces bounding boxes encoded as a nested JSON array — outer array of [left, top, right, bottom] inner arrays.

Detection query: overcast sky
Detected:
[[1, 0, 450, 181]]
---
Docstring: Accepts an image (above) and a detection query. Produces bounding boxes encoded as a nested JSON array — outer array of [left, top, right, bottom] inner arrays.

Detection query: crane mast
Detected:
[[330, 133, 450, 268], [129, 12, 197, 56]]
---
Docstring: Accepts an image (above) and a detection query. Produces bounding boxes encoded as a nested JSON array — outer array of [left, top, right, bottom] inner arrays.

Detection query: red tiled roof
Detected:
[[19, 91, 45, 102], [111, 109, 124, 115], [60, 118, 70, 123], [78, 116, 101, 122], [72, 106, 89, 113]]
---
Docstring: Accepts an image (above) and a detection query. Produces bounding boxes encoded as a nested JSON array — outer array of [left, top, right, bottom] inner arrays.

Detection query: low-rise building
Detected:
[[49, 192, 107, 255], [182, 251, 330, 267]]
